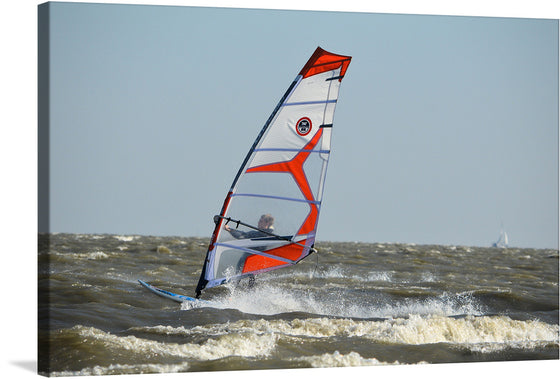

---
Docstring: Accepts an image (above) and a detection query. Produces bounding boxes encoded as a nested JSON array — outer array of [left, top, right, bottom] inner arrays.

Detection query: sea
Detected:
[[38, 233, 559, 377]]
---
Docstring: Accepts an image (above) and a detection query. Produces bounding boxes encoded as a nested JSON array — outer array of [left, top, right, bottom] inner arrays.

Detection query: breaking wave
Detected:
[[132, 314, 558, 350], [64, 325, 277, 360], [50, 362, 191, 376], [294, 351, 409, 367]]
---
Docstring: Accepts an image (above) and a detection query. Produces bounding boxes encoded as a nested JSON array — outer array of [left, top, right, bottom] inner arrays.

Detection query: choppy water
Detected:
[[38, 233, 559, 376]]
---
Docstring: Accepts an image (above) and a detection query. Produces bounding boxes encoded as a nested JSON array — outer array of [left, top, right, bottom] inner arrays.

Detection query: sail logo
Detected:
[[296, 117, 312, 136]]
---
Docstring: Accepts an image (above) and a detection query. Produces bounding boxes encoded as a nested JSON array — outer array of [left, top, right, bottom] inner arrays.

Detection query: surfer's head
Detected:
[[258, 214, 274, 230]]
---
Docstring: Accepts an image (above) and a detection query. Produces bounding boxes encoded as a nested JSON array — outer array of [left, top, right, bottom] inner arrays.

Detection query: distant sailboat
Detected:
[[492, 227, 509, 248]]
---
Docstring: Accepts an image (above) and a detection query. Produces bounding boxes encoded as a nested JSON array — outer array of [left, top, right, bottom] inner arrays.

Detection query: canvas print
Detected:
[[38, 1, 559, 376]]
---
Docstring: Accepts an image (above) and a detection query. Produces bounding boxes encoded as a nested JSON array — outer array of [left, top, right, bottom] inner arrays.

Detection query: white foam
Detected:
[[295, 351, 403, 367], [113, 235, 137, 242], [369, 314, 559, 346], [420, 272, 437, 282], [49, 362, 191, 376], [71, 325, 277, 360], [297, 267, 438, 285], [380, 291, 486, 317], [367, 271, 394, 282], [75, 251, 109, 260], [132, 315, 559, 350], [314, 266, 347, 279], [208, 283, 338, 316]]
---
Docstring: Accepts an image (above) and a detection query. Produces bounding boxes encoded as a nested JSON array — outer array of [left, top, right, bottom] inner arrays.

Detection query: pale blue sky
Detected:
[[42, 2, 558, 248]]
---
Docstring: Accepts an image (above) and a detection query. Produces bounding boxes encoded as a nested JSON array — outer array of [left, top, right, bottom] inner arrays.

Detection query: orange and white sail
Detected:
[[195, 47, 351, 297]]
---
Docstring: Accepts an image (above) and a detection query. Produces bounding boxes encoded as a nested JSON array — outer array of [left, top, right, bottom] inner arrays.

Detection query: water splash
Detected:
[[190, 278, 487, 318]]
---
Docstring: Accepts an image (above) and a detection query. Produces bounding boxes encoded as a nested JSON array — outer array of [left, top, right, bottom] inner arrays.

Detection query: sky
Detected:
[[37, 1, 558, 249]]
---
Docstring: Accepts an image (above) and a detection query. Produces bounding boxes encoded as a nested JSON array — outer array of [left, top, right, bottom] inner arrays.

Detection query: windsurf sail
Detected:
[[195, 47, 352, 297], [492, 226, 509, 248]]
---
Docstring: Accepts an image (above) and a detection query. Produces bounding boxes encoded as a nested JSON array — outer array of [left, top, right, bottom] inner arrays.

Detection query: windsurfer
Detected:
[[223, 214, 274, 290], [224, 214, 275, 239]]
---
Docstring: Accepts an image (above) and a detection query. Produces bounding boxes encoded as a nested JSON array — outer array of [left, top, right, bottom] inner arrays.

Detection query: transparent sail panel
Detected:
[[235, 171, 305, 202], [219, 195, 312, 242], [303, 140, 330, 200]]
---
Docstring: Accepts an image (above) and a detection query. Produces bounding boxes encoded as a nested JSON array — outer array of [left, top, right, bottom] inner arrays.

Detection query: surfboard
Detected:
[[138, 280, 210, 305]]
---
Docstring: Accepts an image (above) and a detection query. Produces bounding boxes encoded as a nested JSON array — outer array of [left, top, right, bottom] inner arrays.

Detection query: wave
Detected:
[[75, 251, 109, 260], [113, 235, 139, 242], [293, 351, 417, 367], [45, 250, 111, 262], [61, 325, 277, 360], [48, 362, 191, 376], [284, 266, 440, 286], [131, 314, 558, 351], [45, 312, 558, 375]]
